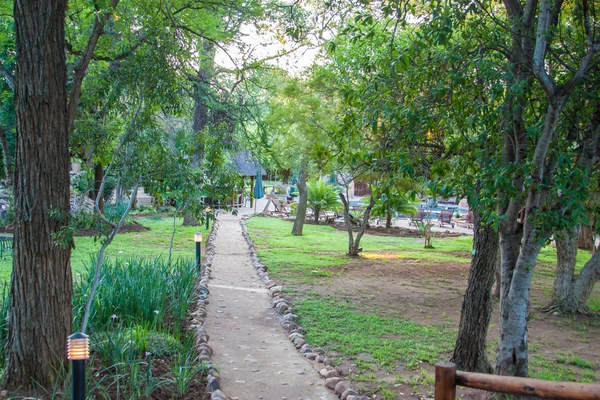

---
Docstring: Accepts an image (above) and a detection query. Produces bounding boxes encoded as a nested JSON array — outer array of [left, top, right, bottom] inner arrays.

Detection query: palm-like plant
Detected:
[[307, 180, 342, 224], [366, 190, 418, 229]]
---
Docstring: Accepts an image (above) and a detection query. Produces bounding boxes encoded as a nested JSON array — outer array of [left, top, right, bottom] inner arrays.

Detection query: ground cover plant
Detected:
[[246, 217, 600, 398], [0, 216, 212, 399]]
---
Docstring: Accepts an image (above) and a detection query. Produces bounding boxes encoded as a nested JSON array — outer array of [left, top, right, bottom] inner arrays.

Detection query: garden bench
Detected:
[[438, 209, 455, 228], [0, 236, 13, 259]]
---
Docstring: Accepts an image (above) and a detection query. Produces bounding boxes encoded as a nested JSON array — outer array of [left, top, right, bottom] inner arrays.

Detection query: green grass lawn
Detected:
[[247, 217, 476, 283], [0, 216, 212, 283]]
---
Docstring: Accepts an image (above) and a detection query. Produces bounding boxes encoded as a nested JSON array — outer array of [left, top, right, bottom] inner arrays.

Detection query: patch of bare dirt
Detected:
[[287, 256, 600, 399]]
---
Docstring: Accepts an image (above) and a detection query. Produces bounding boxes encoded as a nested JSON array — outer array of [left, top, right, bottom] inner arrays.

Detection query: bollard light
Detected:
[[195, 232, 202, 273], [205, 207, 211, 230], [67, 332, 89, 361], [67, 332, 89, 400]]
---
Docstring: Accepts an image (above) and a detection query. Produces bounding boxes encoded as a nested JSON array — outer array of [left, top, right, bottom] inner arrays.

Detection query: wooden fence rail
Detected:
[[435, 362, 600, 400]]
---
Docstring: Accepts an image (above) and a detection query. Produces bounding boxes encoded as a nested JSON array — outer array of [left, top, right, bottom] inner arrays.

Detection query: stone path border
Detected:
[[188, 219, 228, 400], [239, 216, 370, 400]]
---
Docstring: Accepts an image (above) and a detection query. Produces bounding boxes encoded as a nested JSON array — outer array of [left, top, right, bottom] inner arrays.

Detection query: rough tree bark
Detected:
[[5, 0, 119, 388], [5, 0, 72, 388], [0, 126, 13, 185], [451, 209, 498, 373], [291, 168, 308, 236]]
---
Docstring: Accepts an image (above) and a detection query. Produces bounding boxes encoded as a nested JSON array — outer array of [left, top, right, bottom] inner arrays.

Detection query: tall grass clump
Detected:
[[73, 256, 197, 335]]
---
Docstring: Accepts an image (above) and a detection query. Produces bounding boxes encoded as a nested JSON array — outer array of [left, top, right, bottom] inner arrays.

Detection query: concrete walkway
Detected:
[[205, 212, 337, 400]]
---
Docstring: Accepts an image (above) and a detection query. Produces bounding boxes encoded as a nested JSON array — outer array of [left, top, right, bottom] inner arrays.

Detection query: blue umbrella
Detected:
[[254, 171, 264, 211]]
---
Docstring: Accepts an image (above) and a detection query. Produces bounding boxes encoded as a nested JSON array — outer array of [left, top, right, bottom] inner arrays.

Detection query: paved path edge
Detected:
[[188, 219, 228, 400], [239, 216, 368, 400]]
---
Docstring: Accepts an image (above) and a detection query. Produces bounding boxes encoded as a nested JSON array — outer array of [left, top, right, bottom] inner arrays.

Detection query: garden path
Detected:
[[205, 212, 337, 400]]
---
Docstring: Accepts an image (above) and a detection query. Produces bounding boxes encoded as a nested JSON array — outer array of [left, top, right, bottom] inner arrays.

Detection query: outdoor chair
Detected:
[[457, 211, 474, 229], [409, 209, 426, 226], [438, 209, 455, 228]]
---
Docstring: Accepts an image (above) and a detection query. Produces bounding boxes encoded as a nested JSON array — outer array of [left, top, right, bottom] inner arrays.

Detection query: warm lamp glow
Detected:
[[67, 332, 89, 360], [194, 232, 202, 243]]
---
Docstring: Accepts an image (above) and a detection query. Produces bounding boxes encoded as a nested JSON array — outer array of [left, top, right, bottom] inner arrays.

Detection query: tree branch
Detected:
[[532, 0, 557, 97], [67, 0, 121, 133]]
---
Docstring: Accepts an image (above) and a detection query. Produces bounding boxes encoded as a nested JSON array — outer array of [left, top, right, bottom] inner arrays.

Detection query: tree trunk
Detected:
[[184, 41, 216, 226], [292, 168, 308, 236], [386, 211, 392, 230], [93, 162, 105, 213], [547, 227, 579, 309], [348, 193, 376, 256], [0, 126, 13, 186], [5, 0, 73, 389], [190, 40, 216, 168], [578, 224, 595, 252], [314, 206, 320, 224], [494, 248, 501, 298], [545, 230, 600, 314], [568, 253, 600, 312], [451, 210, 498, 373]]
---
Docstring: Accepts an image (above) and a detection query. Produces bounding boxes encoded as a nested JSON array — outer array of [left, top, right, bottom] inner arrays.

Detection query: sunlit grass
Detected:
[[0, 216, 212, 283]]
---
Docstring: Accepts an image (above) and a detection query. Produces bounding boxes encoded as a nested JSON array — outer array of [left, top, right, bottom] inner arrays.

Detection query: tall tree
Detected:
[[6, 0, 120, 388], [7, 0, 71, 388]]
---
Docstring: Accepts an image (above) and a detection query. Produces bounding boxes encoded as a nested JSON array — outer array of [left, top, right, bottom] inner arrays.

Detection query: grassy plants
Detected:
[[71, 256, 206, 398], [296, 297, 453, 372], [73, 257, 196, 334], [0, 216, 212, 398]]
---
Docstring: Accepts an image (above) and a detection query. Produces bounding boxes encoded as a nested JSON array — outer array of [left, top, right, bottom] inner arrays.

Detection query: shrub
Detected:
[[307, 180, 342, 223]]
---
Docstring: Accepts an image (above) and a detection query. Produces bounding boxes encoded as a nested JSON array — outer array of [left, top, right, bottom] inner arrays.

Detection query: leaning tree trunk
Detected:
[[292, 169, 308, 236], [0, 126, 13, 186], [5, 0, 73, 389], [451, 210, 498, 373]]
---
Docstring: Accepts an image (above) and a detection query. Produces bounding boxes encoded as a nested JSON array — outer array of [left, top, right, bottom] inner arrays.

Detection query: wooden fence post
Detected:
[[435, 362, 457, 400]]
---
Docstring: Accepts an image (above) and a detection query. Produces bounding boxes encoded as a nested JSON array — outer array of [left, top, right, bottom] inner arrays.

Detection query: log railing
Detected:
[[435, 362, 600, 400]]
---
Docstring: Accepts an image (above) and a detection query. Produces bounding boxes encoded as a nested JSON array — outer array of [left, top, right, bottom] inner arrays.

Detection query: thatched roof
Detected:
[[232, 151, 265, 176]]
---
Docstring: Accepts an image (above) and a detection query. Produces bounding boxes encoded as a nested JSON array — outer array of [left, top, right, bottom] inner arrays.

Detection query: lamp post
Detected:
[[67, 332, 89, 400], [194, 232, 202, 273], [205, 207, 211, 230]]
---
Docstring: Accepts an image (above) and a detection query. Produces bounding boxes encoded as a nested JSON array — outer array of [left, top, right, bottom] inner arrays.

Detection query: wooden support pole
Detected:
[[435, 362, 457, 400]]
